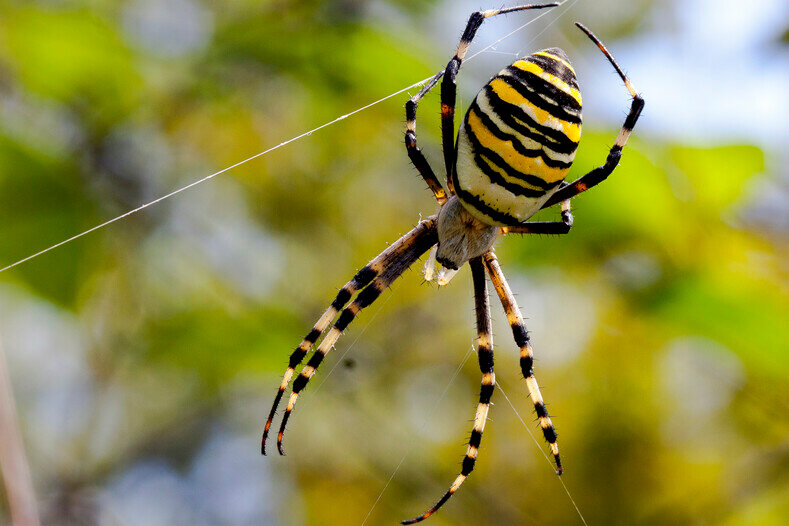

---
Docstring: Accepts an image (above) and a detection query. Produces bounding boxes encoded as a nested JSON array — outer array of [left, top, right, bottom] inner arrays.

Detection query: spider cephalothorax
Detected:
[[435, 195, 498, 270], [262, 4, 643, 523]]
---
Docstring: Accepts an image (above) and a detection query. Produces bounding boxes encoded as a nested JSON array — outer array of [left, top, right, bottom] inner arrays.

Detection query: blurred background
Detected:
[[0, 0, 787, 524]]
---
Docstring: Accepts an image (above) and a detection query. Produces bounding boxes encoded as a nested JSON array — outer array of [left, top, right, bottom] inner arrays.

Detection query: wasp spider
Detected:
[[262, 4, 643, 523]]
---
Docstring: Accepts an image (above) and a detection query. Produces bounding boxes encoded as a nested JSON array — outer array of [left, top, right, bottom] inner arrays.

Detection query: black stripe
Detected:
[[477, 347, 494, 372], [330, 288, 353, 311], [304, 328, 321, 344], [520, 355, 534, 377], [461, 12, 484, 44], [452, 178, 521, 226], [469, 429, 483, 448], [624, 96, 644, 131], [512, 324, 529, 348], [468, 104, 573, 169], [355, 282, 383, 308], [462, 455, 476, 475], [288, 348, 307, 368], [335, 309, 356, 331], [405, 100, 417, 122], [542, 426, 557, 443], [306, 350, 326, 368], [504, 65, 582, 114], [353, 266, 377, 288], [484, 86, 579, 154], [464, 145, 548, 198], [479, 384, 494, 403], [526, 53, 578, 89], [292, 373, 309, 393], [464, 125, 556, 192], [535, 402, 548, 418], [497, 73, 582, 124]]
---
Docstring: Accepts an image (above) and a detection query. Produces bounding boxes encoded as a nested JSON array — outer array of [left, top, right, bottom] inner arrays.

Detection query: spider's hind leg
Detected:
[[262, 267, 376, 454], [483, 251, 562, 474], [271, 217, 438, 455], [402, 257, 494, 524]]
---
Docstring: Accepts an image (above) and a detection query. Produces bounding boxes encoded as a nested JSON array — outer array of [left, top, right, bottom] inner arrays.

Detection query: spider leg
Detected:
[[541, 22, 644, 210], [275, 218, 438, 455], [402, 257, 494, 524], [262, 216, 437, 454], [440, 4, 559, 189], [423, 244, 438, 281], [501, 197, 573, 235], [406, 72, 449, 204], [483, 251, 562, 474], [436, 267, 459, 286]]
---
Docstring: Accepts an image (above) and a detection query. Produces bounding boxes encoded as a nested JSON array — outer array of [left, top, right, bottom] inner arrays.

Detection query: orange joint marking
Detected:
[[624, 79, 639, 98]]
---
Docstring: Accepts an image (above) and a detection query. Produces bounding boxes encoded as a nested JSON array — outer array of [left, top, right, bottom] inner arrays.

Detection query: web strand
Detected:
[[0, 0, 569, 275], [360, 346, 475, 526], [497, 377, 588, 526]]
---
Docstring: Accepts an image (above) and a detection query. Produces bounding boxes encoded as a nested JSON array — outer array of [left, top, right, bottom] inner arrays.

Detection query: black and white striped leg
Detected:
[[402, 257, 494, 524], [542, 22, 644, 210], [406, 72, 449, 204], [262, 268, 374, 455], [275, 219, 439, 455], [439, 4, 559, 184], [263, 216, 438, 454], [502, 198, 573, 235], [483, 251, 562, 474]]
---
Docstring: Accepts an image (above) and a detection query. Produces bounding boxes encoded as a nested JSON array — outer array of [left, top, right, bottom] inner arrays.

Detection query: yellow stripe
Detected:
[[511, 60, 582, 106], [468, 105, 571, 185], [533, 51, 576, 75], [488, 78, 581, 144]]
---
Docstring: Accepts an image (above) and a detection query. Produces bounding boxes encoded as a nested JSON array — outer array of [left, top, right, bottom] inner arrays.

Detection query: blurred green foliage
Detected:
[[0, 1, 787, 525]]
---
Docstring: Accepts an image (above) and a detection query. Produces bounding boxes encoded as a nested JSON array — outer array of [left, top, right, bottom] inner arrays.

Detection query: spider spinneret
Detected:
[[261, 4, 644, 523]]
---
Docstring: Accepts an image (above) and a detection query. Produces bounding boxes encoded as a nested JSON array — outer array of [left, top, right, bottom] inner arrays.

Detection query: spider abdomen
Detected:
[[453, 48, 582, 226]]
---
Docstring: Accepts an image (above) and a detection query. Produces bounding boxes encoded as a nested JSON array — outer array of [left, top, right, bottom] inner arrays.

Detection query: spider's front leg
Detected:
[[403, 257, 495, 524], [541, 23, 644, 209], [406, 73, 449, 205], [262, 217, 437, 455], [484, 251, 563, 474], [438, 3, 559, 187]]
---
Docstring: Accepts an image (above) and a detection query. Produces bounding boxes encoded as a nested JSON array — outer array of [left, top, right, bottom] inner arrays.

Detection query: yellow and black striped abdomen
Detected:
[[453, 48, 582, 226]]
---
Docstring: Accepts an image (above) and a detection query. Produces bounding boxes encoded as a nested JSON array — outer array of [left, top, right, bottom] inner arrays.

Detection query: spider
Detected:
[[262, 4, 643, 523]]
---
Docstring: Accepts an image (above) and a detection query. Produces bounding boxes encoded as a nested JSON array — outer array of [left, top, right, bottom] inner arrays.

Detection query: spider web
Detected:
[[2, 0, 588, 522], [0, 0, 576, 275]]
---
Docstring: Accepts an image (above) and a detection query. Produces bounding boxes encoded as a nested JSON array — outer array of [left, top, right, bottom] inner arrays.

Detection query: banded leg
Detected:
[[276, 219, 439, 454], [262, 216, 438, 454], [439, 3, 559, 183], [406, 71, 448, 204], [483, 251, 562, 474], [541, 22, 644, 210], [402, 257, 494, 524], [502, 198, 573, 235]]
